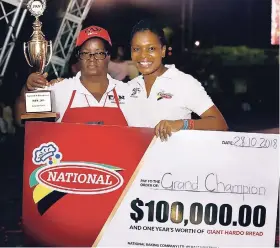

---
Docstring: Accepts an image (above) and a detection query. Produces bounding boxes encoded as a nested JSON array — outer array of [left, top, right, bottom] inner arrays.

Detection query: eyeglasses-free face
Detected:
[[131, 30, 166, 77]]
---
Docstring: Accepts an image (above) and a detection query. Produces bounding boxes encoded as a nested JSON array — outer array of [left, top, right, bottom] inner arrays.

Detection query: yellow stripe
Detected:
[[33, 184, 54, 203]]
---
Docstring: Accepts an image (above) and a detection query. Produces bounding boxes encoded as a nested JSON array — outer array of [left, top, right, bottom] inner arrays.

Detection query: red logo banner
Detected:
[[23, 122, 154, 246]]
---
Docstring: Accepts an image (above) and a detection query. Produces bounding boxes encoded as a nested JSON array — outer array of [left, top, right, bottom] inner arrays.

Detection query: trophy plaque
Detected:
[[25, 90, 53, 113], [22, 0, 57, 122]]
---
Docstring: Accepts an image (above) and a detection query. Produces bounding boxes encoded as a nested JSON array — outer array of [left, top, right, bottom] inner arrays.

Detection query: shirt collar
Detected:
[[74, 71, 116, 96], [160, 64, 178, 79], [136, 64, 178, 86]]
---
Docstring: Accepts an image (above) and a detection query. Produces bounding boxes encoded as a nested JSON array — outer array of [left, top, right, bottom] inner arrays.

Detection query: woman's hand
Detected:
[[155, 120, 184, 141], [26, 72, 64, 91]]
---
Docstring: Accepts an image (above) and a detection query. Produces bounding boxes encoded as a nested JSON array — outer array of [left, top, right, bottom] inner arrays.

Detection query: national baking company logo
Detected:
[[29, 142, 124, 215], [157, 91, 173, 101]]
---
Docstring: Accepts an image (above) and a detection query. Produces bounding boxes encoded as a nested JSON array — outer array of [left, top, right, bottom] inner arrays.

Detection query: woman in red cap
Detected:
[[15, 26, 129, 126]]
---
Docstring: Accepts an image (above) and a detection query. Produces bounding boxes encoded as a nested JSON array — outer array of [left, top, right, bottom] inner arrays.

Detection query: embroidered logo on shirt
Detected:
[[108, 95, 125, 104], [157, 91, 173, 101], [130, 87, 141, 98]]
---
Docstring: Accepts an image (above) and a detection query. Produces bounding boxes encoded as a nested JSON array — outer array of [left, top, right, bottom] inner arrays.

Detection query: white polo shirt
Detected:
[[41, 72, 130, 122], [125, 64, 214, 128]]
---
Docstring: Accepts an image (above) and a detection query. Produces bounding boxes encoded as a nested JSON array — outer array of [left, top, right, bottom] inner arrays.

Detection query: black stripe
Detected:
[[37, 191, 67, 215]]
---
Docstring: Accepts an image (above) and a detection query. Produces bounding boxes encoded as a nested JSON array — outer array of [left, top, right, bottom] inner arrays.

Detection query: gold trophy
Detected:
[[22, 0, 57, 122]]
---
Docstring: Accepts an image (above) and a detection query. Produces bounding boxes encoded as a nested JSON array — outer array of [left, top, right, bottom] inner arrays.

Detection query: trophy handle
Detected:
[[45, 40, 52, 66], [23, 42, 33, 67]]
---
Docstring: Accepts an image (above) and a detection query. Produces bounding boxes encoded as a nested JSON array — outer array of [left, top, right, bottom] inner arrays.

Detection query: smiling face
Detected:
[[79, 38, 110, 77], [131, 30, 166, 77]]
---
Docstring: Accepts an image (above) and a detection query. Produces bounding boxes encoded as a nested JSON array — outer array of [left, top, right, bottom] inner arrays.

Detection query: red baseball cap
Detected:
[[76, 25, 112, 47]]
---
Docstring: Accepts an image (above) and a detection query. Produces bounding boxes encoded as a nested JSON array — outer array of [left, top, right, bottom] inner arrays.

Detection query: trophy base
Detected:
[[21, 112, 59, 124]]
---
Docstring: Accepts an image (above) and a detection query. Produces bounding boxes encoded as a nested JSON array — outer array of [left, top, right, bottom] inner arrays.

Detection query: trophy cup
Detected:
[[22, 0, 57, 122]]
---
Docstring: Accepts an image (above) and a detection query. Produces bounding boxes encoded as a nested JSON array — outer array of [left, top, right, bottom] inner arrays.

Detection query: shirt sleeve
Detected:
[[184, 76, 214, 116]]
